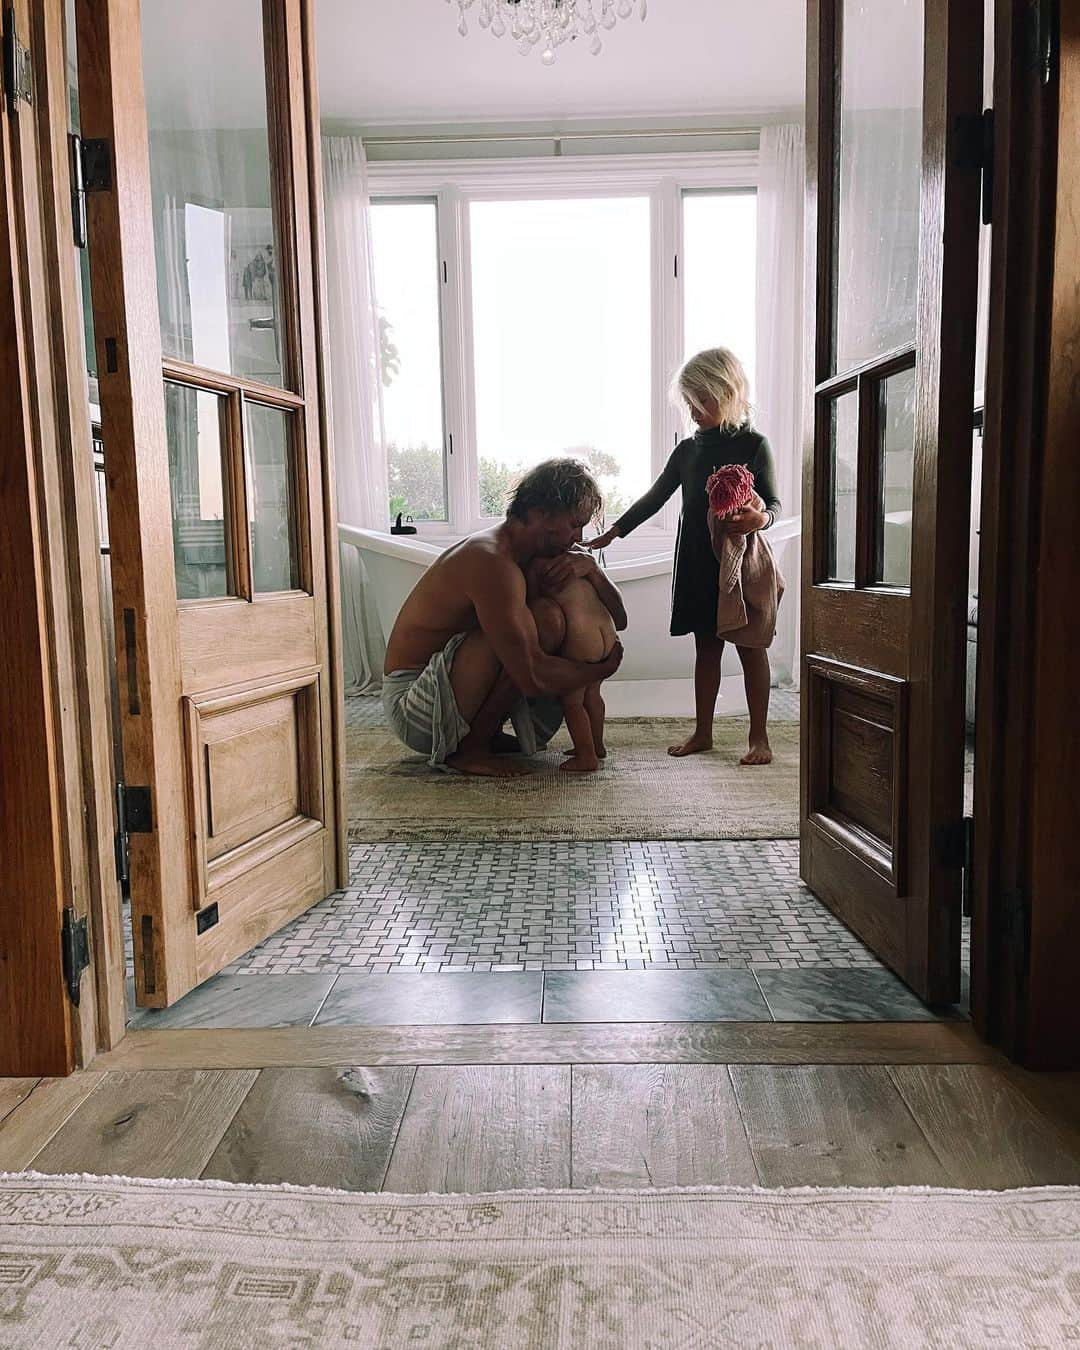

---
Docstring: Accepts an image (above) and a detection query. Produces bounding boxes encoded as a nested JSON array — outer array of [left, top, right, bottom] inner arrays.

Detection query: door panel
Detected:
[[76, 0, 338, 1008], [802, 0, 982, 1004]]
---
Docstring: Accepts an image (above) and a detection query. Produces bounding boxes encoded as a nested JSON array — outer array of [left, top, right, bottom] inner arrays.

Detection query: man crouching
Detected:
[[381, 458, 627, 777]]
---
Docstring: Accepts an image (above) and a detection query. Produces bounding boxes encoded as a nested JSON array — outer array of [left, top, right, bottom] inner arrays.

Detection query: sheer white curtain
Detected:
[[321, 135, 389, 691], [755, 122, 806, 689]]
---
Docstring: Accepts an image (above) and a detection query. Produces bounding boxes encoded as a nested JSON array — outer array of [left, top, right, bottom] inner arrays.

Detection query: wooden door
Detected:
[[75, 0, 340, 1008], [1, 0, 77, 1072], [801, 0, 983, 1004]]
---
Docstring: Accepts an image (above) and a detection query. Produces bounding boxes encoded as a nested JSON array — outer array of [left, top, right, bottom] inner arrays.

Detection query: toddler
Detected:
[[530, 559, 617, 773]]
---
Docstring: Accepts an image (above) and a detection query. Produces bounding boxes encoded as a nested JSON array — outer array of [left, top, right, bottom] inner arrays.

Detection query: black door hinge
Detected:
[[61, 907, 90, 1006], [69, 136, 111, 250], [2, 7, 32, 115], [1026, 0, 1058, 86], [114, 781, 153, 891], [978, 109, 994, 226], [69, 134, 87, 248], [114, 782, 130, 892], [952, 108, 995, 225], [937, 815, 973, 872]]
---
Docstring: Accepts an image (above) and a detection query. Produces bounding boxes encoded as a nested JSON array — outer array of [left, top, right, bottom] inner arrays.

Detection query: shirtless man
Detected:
[[381, 458, 628, 778]]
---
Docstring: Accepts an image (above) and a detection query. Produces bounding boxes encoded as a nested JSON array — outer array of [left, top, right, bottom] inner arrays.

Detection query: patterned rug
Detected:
[[2, 1175, 1076, 1347], [347, 718, 799, 842]]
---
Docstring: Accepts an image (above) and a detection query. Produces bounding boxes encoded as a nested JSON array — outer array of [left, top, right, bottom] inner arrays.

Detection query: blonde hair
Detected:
[[672, 348, 753, 429]]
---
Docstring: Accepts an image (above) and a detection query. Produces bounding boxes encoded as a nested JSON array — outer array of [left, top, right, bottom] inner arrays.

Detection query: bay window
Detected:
[[367, 157, 758, 537], [369, 198, 448, 522]]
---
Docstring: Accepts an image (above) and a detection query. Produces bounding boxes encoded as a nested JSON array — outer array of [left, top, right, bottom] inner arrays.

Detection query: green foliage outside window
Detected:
[[379, 315, 629, 527]]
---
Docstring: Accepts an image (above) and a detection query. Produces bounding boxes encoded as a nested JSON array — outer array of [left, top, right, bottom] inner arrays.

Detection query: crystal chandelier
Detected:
[[449, 0, 648, 65]]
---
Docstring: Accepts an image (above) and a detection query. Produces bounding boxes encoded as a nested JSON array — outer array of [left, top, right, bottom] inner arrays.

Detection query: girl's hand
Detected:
[[725, 506, 768, 536], [586, 526, 619, 551]]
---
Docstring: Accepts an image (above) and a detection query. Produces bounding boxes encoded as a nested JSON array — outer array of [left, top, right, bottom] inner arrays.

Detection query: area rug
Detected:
[[347, 718, 799, 842], [2, 1175, 1077, 1348]]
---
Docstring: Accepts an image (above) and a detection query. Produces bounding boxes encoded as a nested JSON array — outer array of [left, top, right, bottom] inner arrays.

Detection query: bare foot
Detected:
[[560, 753, 600, 774], [740, 741, 773, 766], [446, 752, 533, 778], [563, 745, 607, 759], [668, 734, 713, 758]]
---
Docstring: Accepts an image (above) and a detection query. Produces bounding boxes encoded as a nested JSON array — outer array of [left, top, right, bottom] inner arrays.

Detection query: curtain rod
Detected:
[[362, 126, 759, 147]]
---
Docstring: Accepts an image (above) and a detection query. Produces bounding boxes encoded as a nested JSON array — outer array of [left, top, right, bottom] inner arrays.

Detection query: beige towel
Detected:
[[708, 492, 786, 648]]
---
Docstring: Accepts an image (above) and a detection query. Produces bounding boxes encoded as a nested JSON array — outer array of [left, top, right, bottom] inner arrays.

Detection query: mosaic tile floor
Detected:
[[126, 837, 971, 1025], [225, 840, 885, 976]]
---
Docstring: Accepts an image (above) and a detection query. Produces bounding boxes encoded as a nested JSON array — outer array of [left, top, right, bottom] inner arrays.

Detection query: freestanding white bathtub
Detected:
[[339, 519, 801, 717]]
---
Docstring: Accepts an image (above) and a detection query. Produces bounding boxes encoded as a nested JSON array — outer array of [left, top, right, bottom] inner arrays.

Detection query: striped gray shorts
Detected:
[[382, 631, 563, 769]]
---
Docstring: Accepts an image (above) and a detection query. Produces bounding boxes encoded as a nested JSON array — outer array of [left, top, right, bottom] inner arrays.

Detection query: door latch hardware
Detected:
[[196, 903, 220, 935], [2, 8, 32, 115], [61, 907, 90, 1006], [123, 785, 153, 833]]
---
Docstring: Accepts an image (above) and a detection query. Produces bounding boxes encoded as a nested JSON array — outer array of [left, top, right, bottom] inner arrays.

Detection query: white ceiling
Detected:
[[316, 0, 807, 127], [140, 3, 968, 134]]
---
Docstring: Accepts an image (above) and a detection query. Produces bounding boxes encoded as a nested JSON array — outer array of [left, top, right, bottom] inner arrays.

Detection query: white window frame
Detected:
[[369, 150, 759, 544]]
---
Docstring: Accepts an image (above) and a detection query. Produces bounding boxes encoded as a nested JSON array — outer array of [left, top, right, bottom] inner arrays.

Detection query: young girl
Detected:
[[588, 348, 781, 765]]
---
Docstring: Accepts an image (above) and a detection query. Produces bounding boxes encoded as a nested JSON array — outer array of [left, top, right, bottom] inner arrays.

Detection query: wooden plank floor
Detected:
[[4, 1057, 1080, 1192]]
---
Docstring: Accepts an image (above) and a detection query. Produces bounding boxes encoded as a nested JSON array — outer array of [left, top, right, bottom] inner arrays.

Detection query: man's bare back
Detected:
[[384, 528, 511, 674]]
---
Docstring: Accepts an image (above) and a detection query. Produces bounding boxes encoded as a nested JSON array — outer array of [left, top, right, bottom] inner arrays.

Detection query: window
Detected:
[[369, 199, 447, 522], [366, 162, 758, 534], [470, 198, 651, 522], [682, 190, 757, 390]]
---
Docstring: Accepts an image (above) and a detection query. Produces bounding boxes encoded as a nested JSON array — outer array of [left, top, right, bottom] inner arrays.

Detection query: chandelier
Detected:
[[449, 0, 648, 64]]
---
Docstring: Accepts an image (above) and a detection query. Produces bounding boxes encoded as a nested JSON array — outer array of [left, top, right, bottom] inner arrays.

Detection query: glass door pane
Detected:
[[878, 365, 916, 586], [142, 0, 286, 388], [834, 0, 923, 373], [165, 383, 235, 599], [828, 390, 859, 583], [245, 402, 301, 593], [470, 197, 651, 522]]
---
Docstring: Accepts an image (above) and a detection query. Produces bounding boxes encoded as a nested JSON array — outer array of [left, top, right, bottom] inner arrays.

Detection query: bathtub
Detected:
[[339, 518, 801, 717]]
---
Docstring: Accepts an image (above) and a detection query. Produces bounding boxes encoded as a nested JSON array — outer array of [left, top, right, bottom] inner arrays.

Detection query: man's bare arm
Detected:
[[471, 557, 623, 696]]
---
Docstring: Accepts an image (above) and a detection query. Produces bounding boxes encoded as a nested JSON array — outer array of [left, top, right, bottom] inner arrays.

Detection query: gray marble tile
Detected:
[[542, 970, 772, 1023], [752, 968, 941, 1022], [126, 973, 336, 1030], [224, 839, 894, 976], [313, 972, 544, 1026]]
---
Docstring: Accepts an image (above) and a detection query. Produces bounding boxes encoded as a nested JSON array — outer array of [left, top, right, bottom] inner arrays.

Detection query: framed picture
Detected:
[[230, 242, 275, 304], [227, 209, 280, 383]]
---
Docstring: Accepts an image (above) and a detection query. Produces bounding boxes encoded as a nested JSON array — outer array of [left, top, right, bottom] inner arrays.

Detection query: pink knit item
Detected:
[[706, 463, 755, 518]]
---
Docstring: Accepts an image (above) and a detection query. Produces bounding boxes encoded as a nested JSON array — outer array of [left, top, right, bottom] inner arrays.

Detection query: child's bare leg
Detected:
[[737, 644, 773, 765], [562, 683, 607, 759], [584, 682, 606, 759], [560, 689, 600, 773], [669, 632, 724, 757]]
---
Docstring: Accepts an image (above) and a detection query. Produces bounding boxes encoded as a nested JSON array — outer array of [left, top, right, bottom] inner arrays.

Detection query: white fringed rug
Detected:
[[2, 1176, 1077, 1348]]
